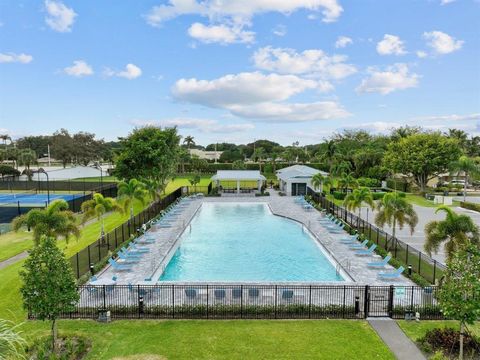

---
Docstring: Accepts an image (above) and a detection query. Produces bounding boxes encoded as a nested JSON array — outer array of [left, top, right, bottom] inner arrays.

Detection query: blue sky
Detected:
[[0, 0, 479, 145]]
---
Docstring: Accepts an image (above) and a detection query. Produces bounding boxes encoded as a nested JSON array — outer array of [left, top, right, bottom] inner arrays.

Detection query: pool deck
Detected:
[[94, 191, 413, 287]]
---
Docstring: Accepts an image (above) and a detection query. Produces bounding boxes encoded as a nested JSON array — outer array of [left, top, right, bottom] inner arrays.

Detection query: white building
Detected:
[[276, 165, 328, 196], [189, 149, 223, 161], [211, 170, 266, 194]]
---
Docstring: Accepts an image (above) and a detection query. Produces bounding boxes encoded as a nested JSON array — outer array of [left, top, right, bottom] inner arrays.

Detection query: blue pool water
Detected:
[[160, 203, 344, 282]]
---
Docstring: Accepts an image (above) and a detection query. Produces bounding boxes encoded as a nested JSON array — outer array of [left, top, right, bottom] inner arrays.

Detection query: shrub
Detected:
[[460, 201, 480, 213], [332, 191, 346, 200], [372, 192, 386, 200], [357, 177, 381, 187], [0, 165, 20, 177], [419, 328, 480, 358], [27, 335, 91, 360]]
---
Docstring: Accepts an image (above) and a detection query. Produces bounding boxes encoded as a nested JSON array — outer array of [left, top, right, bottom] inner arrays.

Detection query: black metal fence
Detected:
[[307, 188, 446, 284], [57, 284, 443, 320], [0, 179, 117, 193], [69, 188, 183, 279]]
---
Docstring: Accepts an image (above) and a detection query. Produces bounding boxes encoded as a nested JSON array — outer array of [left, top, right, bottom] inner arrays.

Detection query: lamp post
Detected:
[[92, 162, 103, 189], [38, 168, 50, 204]]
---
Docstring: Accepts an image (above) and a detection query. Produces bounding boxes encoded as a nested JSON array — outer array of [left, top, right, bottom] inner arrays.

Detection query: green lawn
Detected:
[[18, 320, 394, 360], [0, 230, 33, 262], [397, 320, 480, 344]]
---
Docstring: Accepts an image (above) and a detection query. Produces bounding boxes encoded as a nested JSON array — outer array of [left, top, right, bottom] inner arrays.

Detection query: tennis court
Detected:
[[0, 192, 84, 206]]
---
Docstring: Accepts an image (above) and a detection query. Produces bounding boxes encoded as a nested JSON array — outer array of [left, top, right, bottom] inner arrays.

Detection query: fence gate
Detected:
[[367, 286, 393, 317]]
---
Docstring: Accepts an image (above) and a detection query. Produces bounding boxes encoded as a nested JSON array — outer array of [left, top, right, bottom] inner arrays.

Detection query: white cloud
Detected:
[[146, 0, 343, 26], [412, 113, 480, 122], [172, 71, 350, 122], [188, 22, 254, 44], [131, 118, 255, 133], [376, 34, 407, 55], [356, 63, 419, 95], [423, 30, 463, 55], [172, 72, 319, 107], [440, 0, 456, 5], [0, 52, 33, 64], [252, 46, 357, 80], [63, 60, 93, 77], [228, 101, 351, 122], [272, 24, 287, 37], [335, 36, 352, 48], [416, 50, 427, 58], [44, 0, 77, 32], [104, 64, 142, 79]]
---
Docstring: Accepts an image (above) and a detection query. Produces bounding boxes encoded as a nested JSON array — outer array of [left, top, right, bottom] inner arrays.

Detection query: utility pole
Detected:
[[47, 144, 51, 166]]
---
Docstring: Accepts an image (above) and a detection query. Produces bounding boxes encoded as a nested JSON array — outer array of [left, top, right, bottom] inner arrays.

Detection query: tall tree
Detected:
[[424, 206, 479, 262], [50, 129, 74, 168], [12, 200, 80, 244], [449, 155, 480, 202], [183, 135, 195, 149], [115, 126, 180, 188], [117, 178, 147, 219], [384, 132, 462, 192], [343, 187, 374, 227], [18, 149, 37, 180], [311, 173, 326, 193], [337, 172, 358, 192], [20, 237, 79, 353], [81, 193, 123, 237], [375, 192, 418, 250], [437, 245, 480, 360]]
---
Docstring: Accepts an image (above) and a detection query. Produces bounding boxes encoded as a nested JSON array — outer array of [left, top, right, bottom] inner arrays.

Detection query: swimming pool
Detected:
[[160, 202, 344, 282]]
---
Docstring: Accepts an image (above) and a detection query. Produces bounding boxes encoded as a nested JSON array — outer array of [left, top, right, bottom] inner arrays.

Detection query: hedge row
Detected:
[[179, 162, 329, 173], [460, 201, 480, 213]]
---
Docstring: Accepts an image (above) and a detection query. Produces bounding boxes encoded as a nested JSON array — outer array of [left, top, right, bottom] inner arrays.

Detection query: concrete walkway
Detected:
[[368, 318, 425, 360], [0, 250, 28, 270]]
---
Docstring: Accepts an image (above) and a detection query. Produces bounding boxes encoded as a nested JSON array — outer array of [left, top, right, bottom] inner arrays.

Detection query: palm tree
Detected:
[[81, 193, 123, 237], [344, 187, 375, 228], [253, 147, 266, 172], [117, 179, 147, 219], [424, 206, 479, 262], [449, 155, 480, 202], [183, 135, 195, 149], [12, 199, 80, 244], [0, 134, 11, 147], [311, 173, 327, 193], [375, 192, 418, 251], [18, 149, 37, 180], [143, 178, 163, 202], [337, 172, 358, 193], [316, 140, 337, 173]]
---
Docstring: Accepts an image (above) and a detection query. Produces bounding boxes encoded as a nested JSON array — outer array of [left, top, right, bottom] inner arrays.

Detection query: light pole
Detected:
[[38, 168, 50, 204], [92, 163, 103, 189]]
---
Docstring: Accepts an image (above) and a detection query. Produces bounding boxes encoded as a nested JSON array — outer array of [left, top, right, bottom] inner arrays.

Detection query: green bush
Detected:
[[0, 164, 20, 177], [419, 328, 480, 358], [333, 191, 346, 200], [460, 201, 480, 213], [27, 335, 91, 360], [372, 192, 386, 200], [357, 177, 381, 187]]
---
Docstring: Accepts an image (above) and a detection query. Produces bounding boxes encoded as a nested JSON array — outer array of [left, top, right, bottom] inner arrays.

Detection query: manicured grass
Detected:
[[19, 320, 394, 360], [397, 320, 480, 342], [165, 176, 212, 194], [0, 230, 33, 262], [404, 194, 438, 208], [72, 176, 118, 182]]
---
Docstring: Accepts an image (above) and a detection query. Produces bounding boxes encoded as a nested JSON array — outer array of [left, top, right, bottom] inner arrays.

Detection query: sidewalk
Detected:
[[368, 318, 426, 360]]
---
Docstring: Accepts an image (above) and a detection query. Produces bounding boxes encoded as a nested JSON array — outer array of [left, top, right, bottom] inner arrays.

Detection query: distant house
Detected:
[[276, 165, 328, 196], [189, 149, 223, 161]]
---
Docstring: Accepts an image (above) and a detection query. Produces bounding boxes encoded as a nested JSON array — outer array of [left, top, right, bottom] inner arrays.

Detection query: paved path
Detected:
[[368, 318, 426, 360], [356, 203, 480, 265], [0, 250, 28, 270]]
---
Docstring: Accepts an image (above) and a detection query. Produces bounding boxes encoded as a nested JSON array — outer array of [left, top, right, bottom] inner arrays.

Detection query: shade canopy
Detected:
[[211, 170, 266, 181]]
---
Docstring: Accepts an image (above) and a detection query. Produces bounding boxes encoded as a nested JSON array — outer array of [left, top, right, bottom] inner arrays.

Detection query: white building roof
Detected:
[[211, 170, 266, 181], [276, 165, 328, 181]]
